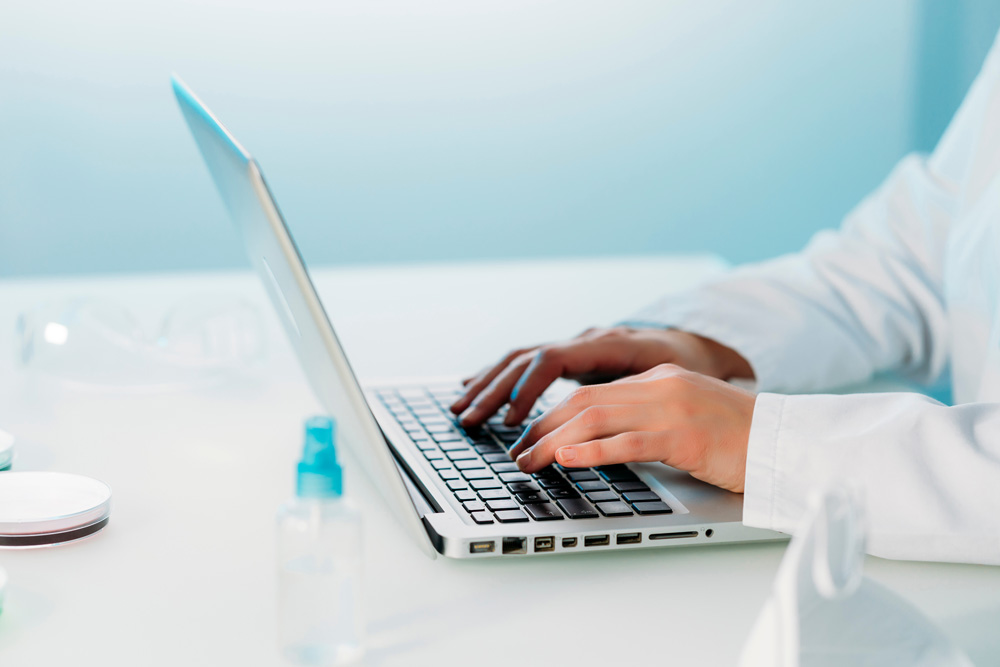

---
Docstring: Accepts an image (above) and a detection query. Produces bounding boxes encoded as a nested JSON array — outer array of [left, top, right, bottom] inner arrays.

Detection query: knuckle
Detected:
[[586, 439, 606, 462], [620, 432, 648, 458], [566, 385, 596, 408], [535, 346, 562, 367], [579, 406, 609, 431]]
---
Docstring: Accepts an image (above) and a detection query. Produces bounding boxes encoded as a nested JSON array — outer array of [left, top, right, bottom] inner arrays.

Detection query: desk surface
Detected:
[[1, 256, 998, 666]]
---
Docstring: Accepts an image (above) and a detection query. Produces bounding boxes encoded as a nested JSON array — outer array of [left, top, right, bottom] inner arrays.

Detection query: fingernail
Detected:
[[557, 447, 577, 464], [459, 408, 477, 426], [516, 448, 532, 471]]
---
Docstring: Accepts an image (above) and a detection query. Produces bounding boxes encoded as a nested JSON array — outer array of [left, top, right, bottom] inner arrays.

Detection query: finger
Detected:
[[504, 338, 643, 426], [514, 405, 643, 472], [450, 348, 532, 414], [554, 431, 672, 469], [458, 353, 534, 427], [504, 346, 573, 426], [508, 382, 650, 459]]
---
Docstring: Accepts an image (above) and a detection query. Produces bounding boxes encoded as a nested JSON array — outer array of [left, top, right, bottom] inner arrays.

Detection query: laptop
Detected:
[[171, 77, 783, 559]]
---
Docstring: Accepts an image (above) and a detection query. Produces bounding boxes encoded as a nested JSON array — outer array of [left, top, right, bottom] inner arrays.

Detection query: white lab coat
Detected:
[[626, 34, 1000, 565]]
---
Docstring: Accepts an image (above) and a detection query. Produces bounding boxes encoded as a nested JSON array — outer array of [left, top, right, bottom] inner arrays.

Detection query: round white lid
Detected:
[[0, 472, 111, 540], [0, 430, 13, 469]]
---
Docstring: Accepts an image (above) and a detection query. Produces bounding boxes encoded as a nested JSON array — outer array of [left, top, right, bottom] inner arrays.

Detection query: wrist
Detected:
[[685, 332, 754, 380]]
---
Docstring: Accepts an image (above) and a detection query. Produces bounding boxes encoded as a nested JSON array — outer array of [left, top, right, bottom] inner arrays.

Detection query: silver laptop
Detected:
[[171, 77, 783, 559]]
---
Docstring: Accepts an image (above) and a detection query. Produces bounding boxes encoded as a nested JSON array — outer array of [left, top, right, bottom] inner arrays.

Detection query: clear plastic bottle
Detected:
[[277, 417, 364, 666]]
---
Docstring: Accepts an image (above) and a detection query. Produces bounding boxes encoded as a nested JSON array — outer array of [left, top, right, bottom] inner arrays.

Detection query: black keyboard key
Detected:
[[596, 465, 639, 482], [494, 509, 529, 523], [632, 501, 672, 515], [470, 511, 494, 524], [532, 467, 562, 480], [556, 499, 599, 519], [432, 432, 464, 443], [482, 452, 511, 464], [596, 501, 633, 517], [514, 492, 548, 504], [455, 490, 477, 502], [507, 482, 540, 493], [462, 469, 494, 480], [470, 479, 503, 490], [454, 459, 486, 470], [566, 471, 599, 482], [463, 500, 486, 512], [438, 440, 471, 451], [524, 502, 564, 521], [490, 462, 520, 473], [490, 425, 522, 437], [416, 415, 446, 425], [446, 481, 468, 492], [537, 478, 570, 489], [547, 487, 580, 500], [438, 470, 461, 481], [486, 499, 519, 512], [499, 472, 532, 484], [445, 449, 478, 461], [585, 490, 619, 503], [621, 491, 660, 503], [576, 481, 609, 493], [430, 460, 452, 470], [478, 488, 510, 500], [612, 481, 650, 493]]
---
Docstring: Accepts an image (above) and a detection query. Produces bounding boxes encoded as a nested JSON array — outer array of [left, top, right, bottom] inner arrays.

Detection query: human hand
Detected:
[[450, 326, 753, 428], [507, 363, 756, 493]]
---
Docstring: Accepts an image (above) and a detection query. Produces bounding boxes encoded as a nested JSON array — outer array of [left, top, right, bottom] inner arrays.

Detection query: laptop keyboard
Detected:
[[376, 385, 672, 525]]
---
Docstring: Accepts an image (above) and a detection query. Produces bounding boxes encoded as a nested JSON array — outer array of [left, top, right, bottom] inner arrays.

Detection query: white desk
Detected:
[[1, 256, 998, 666]]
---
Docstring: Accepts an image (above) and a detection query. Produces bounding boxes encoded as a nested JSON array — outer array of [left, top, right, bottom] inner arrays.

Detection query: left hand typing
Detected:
[[508, 363, 756, 493]]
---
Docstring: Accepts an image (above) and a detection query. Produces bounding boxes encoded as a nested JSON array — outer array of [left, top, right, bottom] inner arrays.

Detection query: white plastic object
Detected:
[[277, 496, 364, 665], [739, 485, 973, 667], [0, 472, 112, 548], [0, 429, 13, 470]]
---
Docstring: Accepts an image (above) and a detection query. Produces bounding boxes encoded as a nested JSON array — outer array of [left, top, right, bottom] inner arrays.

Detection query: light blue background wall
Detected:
[[1, 1, 999, 277]]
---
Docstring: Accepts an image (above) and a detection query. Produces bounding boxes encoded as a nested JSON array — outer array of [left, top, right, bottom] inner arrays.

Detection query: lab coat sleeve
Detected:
[[745, 391, 1000, 565], [622, 35, 1000, 394]]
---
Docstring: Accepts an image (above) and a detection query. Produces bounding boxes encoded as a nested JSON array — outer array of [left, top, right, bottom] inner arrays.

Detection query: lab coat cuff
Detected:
[[742, 392, 786, 531]]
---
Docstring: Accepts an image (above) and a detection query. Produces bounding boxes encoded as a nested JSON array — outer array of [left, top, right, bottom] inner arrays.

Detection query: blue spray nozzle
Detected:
[[296, 416, 343, 498]]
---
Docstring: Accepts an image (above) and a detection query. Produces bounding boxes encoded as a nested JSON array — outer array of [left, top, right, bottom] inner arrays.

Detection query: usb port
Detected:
[[584, 534, 610, 547], [561, 537, 578, 548], [470, 541, 495, 554], [616, 532, 641, 545], [534, 536, 554, 552]]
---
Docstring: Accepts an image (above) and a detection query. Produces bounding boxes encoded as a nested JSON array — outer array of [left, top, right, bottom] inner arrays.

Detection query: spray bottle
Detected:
[[277, 417, 364, 665]]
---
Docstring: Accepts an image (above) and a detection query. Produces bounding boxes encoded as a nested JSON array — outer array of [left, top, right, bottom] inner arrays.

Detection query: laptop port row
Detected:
[[470, 531, 700, 554]]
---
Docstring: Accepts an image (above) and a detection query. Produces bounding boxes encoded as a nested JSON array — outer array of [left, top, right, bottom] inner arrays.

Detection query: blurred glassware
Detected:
[[739, 484, 973, 667], [16, 296, 266, 390]]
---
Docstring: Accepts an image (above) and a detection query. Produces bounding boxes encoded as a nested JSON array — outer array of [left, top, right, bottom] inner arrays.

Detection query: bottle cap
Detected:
[[0, 430, 13, 471], [296, 417, 343, 498]]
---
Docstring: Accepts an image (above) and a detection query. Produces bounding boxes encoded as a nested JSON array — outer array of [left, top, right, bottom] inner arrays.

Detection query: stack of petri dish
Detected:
[[0, 472, 112, 548]]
